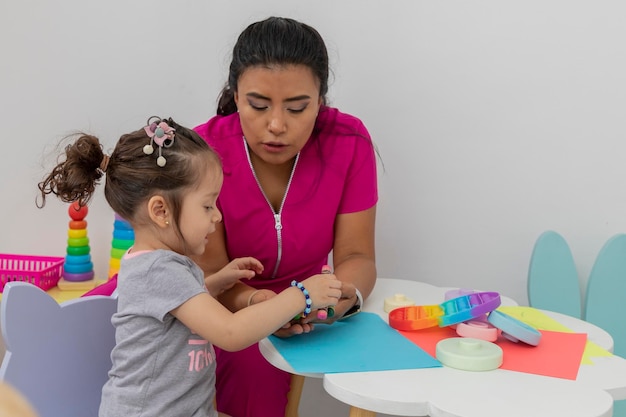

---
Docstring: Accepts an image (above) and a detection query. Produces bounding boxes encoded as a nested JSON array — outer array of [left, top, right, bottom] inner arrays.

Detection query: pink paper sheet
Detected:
[[399, 326, 587, 380]]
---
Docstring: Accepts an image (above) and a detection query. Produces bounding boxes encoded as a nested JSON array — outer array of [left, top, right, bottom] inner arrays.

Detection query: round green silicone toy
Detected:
[[436, 337, 503, 371]]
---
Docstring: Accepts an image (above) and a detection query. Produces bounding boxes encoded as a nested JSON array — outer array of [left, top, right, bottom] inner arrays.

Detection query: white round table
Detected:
[[260, 278, 624, 417]]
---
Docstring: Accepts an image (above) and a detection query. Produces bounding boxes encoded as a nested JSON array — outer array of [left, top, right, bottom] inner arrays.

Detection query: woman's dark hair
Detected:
[[37, 117, 221, 231], [217, 16, 329, 115]]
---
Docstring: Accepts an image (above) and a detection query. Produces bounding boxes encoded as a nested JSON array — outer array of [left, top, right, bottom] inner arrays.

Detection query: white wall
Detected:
[[2, 1, 626, 413]]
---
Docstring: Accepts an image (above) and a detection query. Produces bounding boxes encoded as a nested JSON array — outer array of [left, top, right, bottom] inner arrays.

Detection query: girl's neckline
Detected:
[[124, 249, 153, 259]]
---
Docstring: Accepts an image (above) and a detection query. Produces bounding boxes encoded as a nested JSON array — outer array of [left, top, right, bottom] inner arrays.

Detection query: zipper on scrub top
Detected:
[[243, 137, 299, 278]]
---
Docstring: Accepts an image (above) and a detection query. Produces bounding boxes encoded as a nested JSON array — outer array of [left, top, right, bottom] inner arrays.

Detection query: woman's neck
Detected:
[[249, 151, 296, 212]]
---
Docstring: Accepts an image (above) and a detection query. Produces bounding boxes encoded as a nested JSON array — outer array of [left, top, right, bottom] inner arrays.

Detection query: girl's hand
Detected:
[[266, 273, 342, 338], [301, 272, 342, 310], [205, 257, 263, 296], [246, 273, 341, 338], [302, 281, 358, 324]]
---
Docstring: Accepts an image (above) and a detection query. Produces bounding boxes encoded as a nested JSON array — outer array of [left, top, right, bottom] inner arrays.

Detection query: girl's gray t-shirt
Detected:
[[99, 249, 217, 417]]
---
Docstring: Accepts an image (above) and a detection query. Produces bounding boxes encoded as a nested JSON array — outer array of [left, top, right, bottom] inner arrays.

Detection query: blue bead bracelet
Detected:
[[291, 280, 312, 317]]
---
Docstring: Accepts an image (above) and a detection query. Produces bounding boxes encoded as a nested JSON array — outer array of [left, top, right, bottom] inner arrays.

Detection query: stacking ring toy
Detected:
[[68, 201, 88, 221], [63, 261, 94, 274], [113, 219, 133, 230], [69, 220, 87, 229], [110, 247, 127, 259], [384, 294, 415, 313], [113, 229, 135, 240], [68, 229, 87, 239], [487, 310, 542, 346], [63, 271, 95, 282], [108, 266, 119, 278], [456, 320, 500, 342], [64, 254, 91, 264], [436, 337, 503, 371], [109, 257, 121, 269], [111, 238, 133, 250], [67, 237, 89, 247], [66, 246, 90, 256]]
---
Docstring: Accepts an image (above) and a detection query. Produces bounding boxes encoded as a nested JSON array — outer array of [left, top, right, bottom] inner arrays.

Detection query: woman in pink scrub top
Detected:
[[193, 16, 378, 417]]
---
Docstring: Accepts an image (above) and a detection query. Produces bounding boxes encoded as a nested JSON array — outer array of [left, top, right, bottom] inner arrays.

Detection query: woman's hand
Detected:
[[245, 288, 313, 337], [271, 294, 355, 336], [259, 279, 357, 337], [272, 320, 316, 337], [205, 257, 263, 297]]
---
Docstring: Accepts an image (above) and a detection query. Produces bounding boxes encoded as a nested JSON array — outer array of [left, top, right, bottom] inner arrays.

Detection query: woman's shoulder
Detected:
[[315, 106, 370, 139], [193, 113, 242, 146]]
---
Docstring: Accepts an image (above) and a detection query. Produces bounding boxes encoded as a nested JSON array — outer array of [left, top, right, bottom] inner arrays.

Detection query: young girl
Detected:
[[37, 117, 341, 417]]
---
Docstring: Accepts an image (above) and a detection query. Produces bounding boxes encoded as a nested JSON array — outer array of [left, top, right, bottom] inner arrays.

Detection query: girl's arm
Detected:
[[191, 222, 260, 311], [170, 274, 341, 351], [204, 257, 264, 297]]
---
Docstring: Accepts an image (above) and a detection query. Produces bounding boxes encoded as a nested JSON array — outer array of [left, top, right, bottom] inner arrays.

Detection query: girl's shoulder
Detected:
[[122, 250, 198, 275]]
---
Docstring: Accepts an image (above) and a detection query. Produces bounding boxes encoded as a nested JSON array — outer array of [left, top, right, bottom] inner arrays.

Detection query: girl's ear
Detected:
[[147, 195, 170, 228]]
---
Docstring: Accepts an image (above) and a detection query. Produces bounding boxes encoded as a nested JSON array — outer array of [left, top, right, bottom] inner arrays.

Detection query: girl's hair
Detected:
[[38, 117, 221, 231], [217, 16, 330, 116]]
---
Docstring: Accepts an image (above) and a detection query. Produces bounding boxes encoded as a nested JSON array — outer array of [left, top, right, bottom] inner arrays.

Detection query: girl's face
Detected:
[[178, 165, 223, 256], [234, 64, 322, 166]]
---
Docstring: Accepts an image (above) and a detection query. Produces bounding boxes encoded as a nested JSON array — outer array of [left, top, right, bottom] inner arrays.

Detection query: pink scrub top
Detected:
[[194, 106, 378, 293]]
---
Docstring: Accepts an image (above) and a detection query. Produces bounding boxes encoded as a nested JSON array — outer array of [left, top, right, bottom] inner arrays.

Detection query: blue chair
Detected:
[[0, 282, 117, 417], [585, 233, 626, 416], [527, 230, 582, 318]]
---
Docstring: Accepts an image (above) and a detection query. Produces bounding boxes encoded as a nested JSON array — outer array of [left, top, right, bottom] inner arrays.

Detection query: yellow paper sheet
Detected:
[[498, 306, 613, 364]]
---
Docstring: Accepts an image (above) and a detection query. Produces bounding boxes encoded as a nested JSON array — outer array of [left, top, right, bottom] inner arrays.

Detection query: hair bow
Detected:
[[143, 117, 175, 167]]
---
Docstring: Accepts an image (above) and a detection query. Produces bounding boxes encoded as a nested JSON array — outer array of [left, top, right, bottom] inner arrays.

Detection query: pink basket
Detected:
[[0, 253, 64, 292]]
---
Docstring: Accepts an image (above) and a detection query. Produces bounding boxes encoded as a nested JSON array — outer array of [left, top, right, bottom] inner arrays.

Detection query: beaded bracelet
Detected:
[[291, 280, 312, 317]]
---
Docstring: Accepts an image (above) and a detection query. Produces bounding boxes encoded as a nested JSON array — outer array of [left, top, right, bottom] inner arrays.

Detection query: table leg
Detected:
[[349, 406, 376, 417], [285, 374, 305, 417]]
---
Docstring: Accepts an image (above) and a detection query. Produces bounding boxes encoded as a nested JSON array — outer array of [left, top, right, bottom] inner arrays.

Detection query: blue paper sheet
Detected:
[[268, 312, 442, 373]]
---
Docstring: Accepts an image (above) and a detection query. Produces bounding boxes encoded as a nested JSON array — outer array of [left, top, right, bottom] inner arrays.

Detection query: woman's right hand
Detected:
[[247, 289, 315, 337]]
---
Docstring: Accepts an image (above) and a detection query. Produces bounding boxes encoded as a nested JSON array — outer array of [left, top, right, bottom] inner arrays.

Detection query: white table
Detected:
[[260, 278, 626, 417]]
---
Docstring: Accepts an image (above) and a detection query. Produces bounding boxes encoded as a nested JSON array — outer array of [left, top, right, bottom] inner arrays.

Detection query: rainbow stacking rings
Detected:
[[63, 202, 95, 282]]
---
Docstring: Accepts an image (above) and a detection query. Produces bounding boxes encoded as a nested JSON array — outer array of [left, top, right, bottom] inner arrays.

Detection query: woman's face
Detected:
[[234, 64, 322, 166]]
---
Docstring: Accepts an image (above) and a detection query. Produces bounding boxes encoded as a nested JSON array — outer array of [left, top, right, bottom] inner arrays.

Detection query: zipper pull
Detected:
[[274, 214, 283, 230]]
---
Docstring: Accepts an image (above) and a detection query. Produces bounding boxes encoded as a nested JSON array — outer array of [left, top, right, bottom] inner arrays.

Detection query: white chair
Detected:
[[0, 282, 117, 417], [527, 230, 582, 318]]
